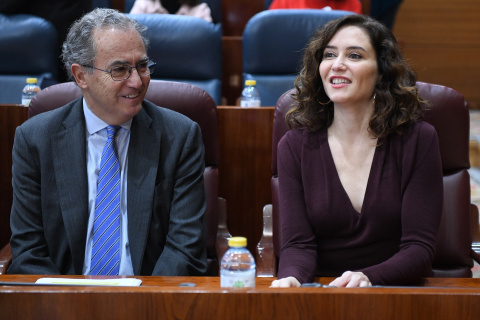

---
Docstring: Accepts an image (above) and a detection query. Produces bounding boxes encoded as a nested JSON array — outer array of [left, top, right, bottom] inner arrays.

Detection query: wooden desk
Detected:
[[217, 106, 274, 254], [1, 276, 479, 319]]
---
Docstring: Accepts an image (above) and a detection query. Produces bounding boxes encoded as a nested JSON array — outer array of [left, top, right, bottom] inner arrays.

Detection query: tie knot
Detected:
[[106, 125, 120, 139]]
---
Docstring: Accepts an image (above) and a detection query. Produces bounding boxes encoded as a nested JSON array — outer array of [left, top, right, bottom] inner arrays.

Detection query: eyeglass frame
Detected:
[[81, 60, 157, 81]]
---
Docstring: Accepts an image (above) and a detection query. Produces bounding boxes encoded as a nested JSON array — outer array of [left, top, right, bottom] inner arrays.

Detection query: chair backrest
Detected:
[[271, 81, 474, 277], [0, 14, 58, 104], [242, 9, 354, 106], [29, 80, 220, 275], [127, 13, 222, 105]]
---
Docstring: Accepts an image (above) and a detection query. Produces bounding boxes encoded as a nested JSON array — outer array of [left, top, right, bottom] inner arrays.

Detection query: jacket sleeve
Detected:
[[151, 121, 207, 276], [8, 125, 61, 274]]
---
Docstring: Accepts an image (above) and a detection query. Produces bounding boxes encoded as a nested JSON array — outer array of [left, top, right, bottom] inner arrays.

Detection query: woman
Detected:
[[268, 0, 362, 14], [270, 14, 443, 288]]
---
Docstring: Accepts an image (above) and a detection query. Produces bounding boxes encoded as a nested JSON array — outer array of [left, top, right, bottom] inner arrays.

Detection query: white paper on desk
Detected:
[[35, 278, 142, 286]]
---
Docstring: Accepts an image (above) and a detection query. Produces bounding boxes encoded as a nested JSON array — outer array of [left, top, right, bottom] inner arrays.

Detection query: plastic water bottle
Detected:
[[21, 78, 41, 106], [220, 237, 256, 288], [240, 80, 261, 107]]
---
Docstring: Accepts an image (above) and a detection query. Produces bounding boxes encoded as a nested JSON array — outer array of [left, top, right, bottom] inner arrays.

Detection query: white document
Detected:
[[35, 277, 142, 286]]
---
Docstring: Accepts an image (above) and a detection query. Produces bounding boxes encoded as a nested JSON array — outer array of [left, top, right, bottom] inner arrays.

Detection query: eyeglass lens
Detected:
[[111, 62, 155, 80]]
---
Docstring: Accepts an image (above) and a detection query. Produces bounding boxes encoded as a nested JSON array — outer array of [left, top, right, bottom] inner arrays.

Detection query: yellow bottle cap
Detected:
[[228, 236, 247, 247], [26, 78, 38, 84], [245, 80, 256, 86]]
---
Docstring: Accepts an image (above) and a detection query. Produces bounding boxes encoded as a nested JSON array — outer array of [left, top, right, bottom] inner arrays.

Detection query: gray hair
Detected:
[[61, 8, 149, 81]]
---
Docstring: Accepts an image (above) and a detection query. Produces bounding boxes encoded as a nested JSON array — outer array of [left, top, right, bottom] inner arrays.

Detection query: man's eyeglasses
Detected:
[[82, 60, 156, 81]]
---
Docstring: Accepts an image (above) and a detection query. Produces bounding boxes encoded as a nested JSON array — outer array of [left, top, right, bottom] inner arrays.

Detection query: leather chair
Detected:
[[0, 14, 58, 104], [242, 9, 354, 106], [0, 80, 221, 276], [127, 13, 222, 105], [260, 81, 480, 278]]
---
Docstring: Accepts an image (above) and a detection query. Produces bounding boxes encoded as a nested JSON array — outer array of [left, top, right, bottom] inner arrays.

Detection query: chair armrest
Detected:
[[0, 243, 12, 275], [471, 204, 480, 263], [215, 197, 231, 268], [472, 250, 480, 264], [255, 204, 276, 277]]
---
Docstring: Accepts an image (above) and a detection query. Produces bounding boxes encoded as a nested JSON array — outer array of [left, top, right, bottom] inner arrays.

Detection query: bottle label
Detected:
[[240, 100, 261, 108], [21, 98, 31, 107], [220, 269, 256, 287]]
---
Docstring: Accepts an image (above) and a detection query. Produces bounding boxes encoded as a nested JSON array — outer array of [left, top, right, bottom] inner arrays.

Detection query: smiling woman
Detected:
[[271, 14, 443, 289]]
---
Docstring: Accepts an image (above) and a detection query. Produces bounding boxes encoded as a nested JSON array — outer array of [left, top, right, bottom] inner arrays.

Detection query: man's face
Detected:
[[81, 27, 150, 125]]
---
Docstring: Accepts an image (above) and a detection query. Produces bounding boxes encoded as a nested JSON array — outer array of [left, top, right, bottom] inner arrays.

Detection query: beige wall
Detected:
[[393, 0, 480, 108]]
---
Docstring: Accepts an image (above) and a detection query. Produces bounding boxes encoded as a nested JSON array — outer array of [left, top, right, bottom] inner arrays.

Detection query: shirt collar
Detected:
[[82, 98, 133, 135]]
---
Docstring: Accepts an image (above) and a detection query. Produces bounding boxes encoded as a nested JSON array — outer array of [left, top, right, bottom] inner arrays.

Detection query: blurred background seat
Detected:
[[0, 14, 58, 104], [242, 9, 354, 106], [128, 13, 222, 105]]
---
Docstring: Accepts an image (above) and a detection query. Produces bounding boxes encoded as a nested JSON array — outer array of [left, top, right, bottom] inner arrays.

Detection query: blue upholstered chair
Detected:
[[128, 13, 222, 105], [0, 14, 58, 104], [242, 9, 354, 106]]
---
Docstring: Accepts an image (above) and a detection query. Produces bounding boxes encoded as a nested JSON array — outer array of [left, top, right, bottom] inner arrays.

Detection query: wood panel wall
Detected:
[[393, 0, 480, 108], [217, 107, 274, 254], [0, 106, 27, 248], [220, 0, 265, 105]]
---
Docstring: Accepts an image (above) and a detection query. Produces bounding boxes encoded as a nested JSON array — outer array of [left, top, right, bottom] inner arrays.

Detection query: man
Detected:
[[8, 8, 207, 276]]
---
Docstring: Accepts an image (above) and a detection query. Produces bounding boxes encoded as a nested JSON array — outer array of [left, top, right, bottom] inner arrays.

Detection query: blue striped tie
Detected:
[[90, 125, 121, 275]]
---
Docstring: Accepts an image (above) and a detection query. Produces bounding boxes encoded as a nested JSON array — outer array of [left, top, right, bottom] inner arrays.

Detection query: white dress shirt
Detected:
[[82, 99, 134, 275]]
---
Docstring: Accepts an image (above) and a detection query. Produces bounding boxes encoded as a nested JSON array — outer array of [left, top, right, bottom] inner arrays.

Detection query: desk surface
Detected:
[[1, 276, 480, 319]]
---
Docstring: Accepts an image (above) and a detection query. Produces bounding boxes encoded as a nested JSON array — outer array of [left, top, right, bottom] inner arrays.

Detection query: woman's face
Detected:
[[319, 25, 379, 107]]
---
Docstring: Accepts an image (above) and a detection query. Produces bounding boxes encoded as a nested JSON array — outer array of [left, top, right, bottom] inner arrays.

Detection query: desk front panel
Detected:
[[1, 276, 479, 319]]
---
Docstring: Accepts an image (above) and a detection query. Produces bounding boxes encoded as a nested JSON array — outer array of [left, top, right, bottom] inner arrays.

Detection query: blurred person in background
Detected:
[[129, 0, 212, 22], [268, 0, 362, 14]]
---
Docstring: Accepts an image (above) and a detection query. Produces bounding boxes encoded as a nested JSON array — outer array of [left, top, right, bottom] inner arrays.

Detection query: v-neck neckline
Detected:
[[322, 130, 380, 215]]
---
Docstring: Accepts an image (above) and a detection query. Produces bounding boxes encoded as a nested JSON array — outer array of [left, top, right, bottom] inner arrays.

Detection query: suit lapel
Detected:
[[127, 105, 160, 274], [51, 99, 89, 274]]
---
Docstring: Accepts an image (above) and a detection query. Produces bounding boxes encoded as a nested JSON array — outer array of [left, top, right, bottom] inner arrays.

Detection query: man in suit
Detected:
[[8, 8, 207, 276]]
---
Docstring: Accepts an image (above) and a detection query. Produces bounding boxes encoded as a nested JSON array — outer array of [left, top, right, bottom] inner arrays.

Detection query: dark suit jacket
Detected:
[[8, 98, 207, 276]]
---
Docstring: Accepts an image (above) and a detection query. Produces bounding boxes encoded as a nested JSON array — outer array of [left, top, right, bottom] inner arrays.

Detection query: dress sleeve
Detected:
[[360, 122, 444, 285], [276, 130, 318, 283]]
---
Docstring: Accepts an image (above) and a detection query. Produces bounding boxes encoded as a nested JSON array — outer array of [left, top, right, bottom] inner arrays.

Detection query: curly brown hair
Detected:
[[286, 14, 425, 140]]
